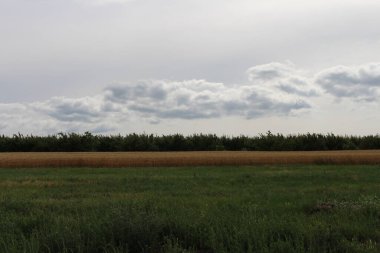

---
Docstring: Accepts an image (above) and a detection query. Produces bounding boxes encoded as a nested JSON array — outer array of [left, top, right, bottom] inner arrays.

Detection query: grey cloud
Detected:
[[0, 103, 61, 135], [91, 124, 117, 134], [159, 109, 220, 120], [278, 84, 318, 97], [244, 91, 311, 118], [32, 97, 105, 123], [128, 104, 158, 114], [105, 81, 167, 102], [247, 62, 296, 82], [247, 62, 321, 98], [107, 81, 226, 120], [222, 101, 248, 112], [0, 101, 119, 135], [316, 63, 380, 101]]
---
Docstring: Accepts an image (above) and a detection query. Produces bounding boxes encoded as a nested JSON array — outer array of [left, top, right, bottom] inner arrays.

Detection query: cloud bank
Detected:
[[1, 62, 379, 135], [104, 69, 314, 122]]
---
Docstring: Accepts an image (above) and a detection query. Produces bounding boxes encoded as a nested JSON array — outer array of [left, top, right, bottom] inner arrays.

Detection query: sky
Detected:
[[1, 0, 380, 135]]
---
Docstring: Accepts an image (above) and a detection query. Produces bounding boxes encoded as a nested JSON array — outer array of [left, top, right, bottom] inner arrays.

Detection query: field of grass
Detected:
[[1, 150, 380, 168], [0, 165, 379, 252]]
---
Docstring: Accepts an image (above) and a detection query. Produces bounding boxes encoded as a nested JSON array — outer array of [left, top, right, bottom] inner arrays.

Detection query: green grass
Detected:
[[0, 165, 379, 253]]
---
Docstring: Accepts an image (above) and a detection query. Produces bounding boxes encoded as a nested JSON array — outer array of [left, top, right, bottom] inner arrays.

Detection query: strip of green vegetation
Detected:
[[0, 166, 379, 253], [2, 132, 380, 151]]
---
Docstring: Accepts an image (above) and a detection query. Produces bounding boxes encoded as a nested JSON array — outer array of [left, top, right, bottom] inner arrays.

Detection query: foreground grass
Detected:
[[0, 166, 379, 253]]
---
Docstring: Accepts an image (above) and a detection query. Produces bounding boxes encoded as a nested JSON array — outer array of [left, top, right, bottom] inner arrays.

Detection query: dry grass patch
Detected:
[[0, 150, 380, 168]]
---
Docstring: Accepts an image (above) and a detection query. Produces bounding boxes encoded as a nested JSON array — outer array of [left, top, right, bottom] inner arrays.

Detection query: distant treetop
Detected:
[[1, 132, 379, 152]]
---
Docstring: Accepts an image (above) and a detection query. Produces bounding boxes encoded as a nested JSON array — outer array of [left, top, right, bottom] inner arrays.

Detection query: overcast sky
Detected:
[[1, 0, 380, 135]]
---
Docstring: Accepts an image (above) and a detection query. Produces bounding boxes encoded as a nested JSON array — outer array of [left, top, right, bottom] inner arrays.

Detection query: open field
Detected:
[[1, 150, 380, 168], [0, 165, 380, 252]]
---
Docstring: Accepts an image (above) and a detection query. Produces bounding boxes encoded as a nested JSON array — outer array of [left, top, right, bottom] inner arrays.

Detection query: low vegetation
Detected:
[[0, 165, 379, 253], [1, 132, 380, 152]]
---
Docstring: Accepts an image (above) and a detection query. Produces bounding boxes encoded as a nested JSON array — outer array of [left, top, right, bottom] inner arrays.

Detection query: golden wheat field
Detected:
[[0, 150, 379, 168]]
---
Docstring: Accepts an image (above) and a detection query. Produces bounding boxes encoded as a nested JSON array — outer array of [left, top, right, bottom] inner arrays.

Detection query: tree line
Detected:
[[0, 131, 380, 152]]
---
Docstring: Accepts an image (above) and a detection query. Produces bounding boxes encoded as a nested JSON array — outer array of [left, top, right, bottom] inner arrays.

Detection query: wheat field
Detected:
[[0, 150, 379, 168]]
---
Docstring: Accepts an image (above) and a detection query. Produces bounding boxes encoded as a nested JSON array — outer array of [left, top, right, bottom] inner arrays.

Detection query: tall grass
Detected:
[[0, 166, 379, 252]]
